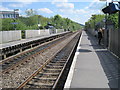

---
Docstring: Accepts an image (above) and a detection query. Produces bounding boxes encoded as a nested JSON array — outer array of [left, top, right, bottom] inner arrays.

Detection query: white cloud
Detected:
[[59, 9, 88, 15], [57, 0, 105, 24], [0, 6, 12, 11], [38, 8, 53, 14], [8, 2, 33, 8], [2, 0, 40, 2], [54, 2, 75, 15], [59, 9, 74, 14], [2, 0, 113, 2], [52, 0, 68, 4], [9, 3, 25, 8], [56, 3, 74, 9], [75, 9, 88, 14]]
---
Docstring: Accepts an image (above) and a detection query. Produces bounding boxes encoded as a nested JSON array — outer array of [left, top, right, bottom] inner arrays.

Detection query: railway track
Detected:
[[0, 32, 73, 74], [17, 31, 81, 89], [0, 32, 70, 60]]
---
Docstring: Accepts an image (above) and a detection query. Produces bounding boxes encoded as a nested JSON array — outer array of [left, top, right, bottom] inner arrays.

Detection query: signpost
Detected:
[[11, 22, 18, 24]]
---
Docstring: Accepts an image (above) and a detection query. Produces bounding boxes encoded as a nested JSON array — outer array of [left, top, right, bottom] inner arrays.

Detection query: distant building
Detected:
[[0, 11, 19, 18]]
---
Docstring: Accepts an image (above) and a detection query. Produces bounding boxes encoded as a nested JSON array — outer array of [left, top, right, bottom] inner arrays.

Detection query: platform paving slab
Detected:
[[64, 31, 120, 89]]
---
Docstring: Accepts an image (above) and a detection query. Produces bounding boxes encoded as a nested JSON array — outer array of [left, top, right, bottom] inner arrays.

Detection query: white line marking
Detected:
[[64, 32, 83, 89]]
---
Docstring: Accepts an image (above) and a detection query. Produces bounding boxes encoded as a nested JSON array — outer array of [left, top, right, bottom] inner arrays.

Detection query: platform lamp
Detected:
[[102, 0, 120, 29], [14, 9, 19, 30], [38, 15, 41, 30], [38, 24, 41, 30], [99, 0, 108, 29]]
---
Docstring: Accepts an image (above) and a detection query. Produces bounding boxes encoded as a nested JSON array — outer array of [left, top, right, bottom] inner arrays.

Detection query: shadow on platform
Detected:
[[85, 31, 120, 89], [78, 49, 92, 53]]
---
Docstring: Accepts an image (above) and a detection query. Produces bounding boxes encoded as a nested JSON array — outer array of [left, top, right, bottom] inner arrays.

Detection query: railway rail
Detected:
[[17, 31, 81, 89], [1, 31, 82, 88], [0, 32, 70, 60], [0, 32, 73, 74]]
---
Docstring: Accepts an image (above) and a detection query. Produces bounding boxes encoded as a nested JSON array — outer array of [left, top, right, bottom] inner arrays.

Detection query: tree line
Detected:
[[85, 13, 119, 30], [1, 14, 83, 31]]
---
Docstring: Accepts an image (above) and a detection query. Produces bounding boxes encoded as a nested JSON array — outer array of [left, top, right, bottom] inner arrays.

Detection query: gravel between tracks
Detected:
[[1, 32, 78, 88]]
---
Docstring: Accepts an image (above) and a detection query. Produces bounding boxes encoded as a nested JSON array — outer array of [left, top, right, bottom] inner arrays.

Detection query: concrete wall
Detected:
[[40, 29, 50, 36], [1, 29, 66, 44], [56, 29, 64, 33], [25, 30, 41, 39], [1, 30, 21, 43], [25, 29, 50, 39], [49, 29, 56, 34]]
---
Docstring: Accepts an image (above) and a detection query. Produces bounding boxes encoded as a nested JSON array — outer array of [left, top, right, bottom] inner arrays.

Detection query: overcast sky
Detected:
[[1, 0, 116, 25]]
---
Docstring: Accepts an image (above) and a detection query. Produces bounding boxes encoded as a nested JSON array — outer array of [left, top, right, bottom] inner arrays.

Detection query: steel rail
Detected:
[[16, 31, 80, 89], [1, 33, 73, 74], [52, 31, 82, 89]]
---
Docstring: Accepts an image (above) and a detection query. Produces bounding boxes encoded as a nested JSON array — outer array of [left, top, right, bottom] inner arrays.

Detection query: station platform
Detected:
[[0, 32, 68, 49], [64, 31, 120, 89]]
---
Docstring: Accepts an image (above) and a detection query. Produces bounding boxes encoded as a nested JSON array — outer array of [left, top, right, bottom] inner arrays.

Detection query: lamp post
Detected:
[[102, 18, 106, 29], [100, 0, 108, 47], [62, 26, 63, 29], [99, 0, 107, 29], [38, 24, 41, 30], [92, 15, 96, 31], [38, 16, 41, 29], [14, 9, 19, 30]]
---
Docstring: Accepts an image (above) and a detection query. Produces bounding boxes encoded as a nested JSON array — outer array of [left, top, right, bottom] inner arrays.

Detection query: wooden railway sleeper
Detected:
[[27, 82, 54, 87], [16, 32, 76, 89], [46, 65, 63, 69], [39, 72, 60, 76], [51, 60, 66, 63]]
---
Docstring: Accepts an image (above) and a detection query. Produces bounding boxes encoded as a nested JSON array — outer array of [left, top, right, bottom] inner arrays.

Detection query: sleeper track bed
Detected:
[[1, 32, 73, 74], [17, 31, 82, 89]]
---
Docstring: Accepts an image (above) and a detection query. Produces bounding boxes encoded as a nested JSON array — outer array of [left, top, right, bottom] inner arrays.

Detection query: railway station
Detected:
[[1, 0, 120, 89]]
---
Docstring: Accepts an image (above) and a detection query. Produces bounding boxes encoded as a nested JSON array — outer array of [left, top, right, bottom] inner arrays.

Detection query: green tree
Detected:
[[15, 19, 27, 30], [2, 18, 13, 31], [107, 13, 118, 29], [85, 14, 105, 30], [1, 14, 83, 31]]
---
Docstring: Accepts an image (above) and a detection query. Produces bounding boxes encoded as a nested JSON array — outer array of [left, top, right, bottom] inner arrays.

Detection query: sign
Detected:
[[102, 3, 120, 14], [11, 22, 18, 24]]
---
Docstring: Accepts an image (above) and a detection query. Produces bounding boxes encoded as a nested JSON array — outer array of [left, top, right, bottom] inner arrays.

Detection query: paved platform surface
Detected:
[[64, 31, 120, 89], [0, 32, 67, 49]]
